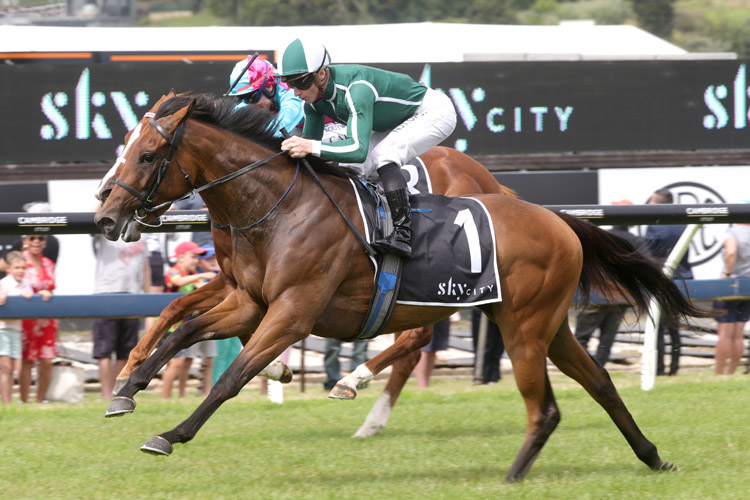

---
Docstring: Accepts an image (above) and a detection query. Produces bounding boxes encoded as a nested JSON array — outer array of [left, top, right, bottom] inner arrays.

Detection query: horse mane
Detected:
[[154, 93, 351, 179]]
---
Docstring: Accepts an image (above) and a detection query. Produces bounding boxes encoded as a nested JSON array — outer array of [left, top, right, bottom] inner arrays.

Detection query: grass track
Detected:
[[1, 371, 748, 499]]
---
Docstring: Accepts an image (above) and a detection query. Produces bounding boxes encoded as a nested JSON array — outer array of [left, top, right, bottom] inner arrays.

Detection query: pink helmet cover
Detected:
[[242, 57, 289, 93]]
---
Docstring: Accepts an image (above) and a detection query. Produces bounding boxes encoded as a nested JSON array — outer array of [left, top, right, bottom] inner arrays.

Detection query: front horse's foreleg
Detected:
[[106, 293, 263, 417], [114, 275, 291, 395], [329, 325, 433, 400], [547, 319, 677, 473], [140, 304, 311, 456], [114, 274, 230, 394], [351, 330, 425, 438]]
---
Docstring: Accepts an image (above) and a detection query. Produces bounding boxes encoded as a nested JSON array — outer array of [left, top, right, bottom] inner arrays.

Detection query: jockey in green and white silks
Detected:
[[278, 38, 457, 258]]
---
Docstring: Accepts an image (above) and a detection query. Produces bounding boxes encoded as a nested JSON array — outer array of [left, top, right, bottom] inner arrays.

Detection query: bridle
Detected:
[[113, 115, 289, 229], [111, 112, 373, 255]]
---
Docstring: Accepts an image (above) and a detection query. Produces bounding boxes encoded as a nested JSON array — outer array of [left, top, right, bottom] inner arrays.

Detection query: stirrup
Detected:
[[372, 234, 411, 258]]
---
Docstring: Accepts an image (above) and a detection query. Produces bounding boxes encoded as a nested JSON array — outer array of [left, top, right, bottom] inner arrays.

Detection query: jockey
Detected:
[[278, 38, 457, 259], [226, 56, 305, 137]]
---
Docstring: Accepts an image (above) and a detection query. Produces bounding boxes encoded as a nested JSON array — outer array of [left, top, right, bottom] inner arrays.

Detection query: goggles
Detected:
[[281, 72, 316, 90], [241, 84, 277, 104]]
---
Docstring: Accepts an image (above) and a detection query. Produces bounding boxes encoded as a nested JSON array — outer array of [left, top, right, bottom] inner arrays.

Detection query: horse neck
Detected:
[[179, 121, 296, 229]]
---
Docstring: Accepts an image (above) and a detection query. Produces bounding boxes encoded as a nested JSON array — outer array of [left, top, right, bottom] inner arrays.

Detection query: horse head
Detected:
[[95, 93, 196, 241], [97, 91, 178, 202]]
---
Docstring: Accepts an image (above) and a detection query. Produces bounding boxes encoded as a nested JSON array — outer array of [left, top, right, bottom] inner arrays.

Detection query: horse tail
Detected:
[[555, 212, 713, 321]]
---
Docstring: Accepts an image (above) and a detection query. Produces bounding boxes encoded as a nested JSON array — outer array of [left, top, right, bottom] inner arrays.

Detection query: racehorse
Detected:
[[95, 93, 711, 482], [102, 92, 516, 423]]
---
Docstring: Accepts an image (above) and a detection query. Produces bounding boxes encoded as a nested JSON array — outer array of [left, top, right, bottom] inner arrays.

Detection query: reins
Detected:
[[280, 128, 376, 257], [115, 116, 285, 226], [213, 161, 300, 231], [116, 108, 376, 256]]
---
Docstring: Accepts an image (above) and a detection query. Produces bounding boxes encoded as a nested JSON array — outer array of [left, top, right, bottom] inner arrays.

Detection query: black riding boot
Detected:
[[372, 163, 412, 259]]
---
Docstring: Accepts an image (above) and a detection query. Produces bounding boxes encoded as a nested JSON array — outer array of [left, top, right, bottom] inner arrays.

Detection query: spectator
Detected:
[[645, 189, 692, 377], [575, 215, 653, 366], [0, 251, 34, 404], [91, 233, 150, 400], [0, 201, 59, 278], [212, 337, 243, 385], [415, 316, 453, 388], [714, 221, 750, 375], [143, 232, 167, 333], [194, 245, 219, 394], [471, 309, 505, 385], [160, 241, 215, 398], [19, 234, 56, 403]]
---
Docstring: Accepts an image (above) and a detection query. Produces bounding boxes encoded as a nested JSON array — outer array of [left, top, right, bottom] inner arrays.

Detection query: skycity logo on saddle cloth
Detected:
[[351, 177, 502, 307]]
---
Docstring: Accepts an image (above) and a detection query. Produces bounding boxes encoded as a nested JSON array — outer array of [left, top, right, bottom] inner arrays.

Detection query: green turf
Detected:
[[0, 371, 747, 499]]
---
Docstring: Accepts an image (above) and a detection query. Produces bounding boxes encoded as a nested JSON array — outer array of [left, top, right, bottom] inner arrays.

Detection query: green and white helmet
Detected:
[[278, 38, 331, 78]]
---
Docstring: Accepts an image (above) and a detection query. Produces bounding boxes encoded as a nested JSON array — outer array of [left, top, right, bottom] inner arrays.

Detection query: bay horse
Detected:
[[95, 93, 710, 482], [103, 92, 515, 421]]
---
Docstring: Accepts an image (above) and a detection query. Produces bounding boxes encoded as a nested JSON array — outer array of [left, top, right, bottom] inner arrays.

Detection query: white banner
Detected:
[[599, 166, 750, 280]]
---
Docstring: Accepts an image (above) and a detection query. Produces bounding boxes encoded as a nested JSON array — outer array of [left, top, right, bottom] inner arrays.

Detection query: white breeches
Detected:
[[325, 89, 457, 181]]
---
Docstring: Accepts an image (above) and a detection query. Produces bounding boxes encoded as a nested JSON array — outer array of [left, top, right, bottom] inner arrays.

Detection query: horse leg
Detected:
[[547, 319, 677, 473], [351, 330, 424, 438], [106, 292, 263, 417], [139, 302, 312, 455], [329, 325, 433, 400], [502, 332, 561, 482], [114, 274, 229, 394], [114, 275, 290, 394]]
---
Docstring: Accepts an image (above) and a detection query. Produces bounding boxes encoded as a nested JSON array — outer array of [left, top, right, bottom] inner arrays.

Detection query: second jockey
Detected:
[[226, 56, 305, 137]]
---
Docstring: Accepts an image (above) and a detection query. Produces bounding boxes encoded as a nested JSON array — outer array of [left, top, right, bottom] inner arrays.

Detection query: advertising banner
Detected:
[[599, 165, 750, 279], [3, 60, 750, 164]]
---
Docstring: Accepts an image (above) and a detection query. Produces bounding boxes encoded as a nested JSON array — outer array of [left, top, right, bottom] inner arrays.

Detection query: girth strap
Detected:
[[349, 252, 403, 340]]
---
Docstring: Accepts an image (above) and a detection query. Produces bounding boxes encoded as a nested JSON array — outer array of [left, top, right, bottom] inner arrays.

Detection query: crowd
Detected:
[[1, 39, 748, 403]]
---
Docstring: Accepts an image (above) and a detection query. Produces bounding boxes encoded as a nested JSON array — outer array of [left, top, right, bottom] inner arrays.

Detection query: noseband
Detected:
[[113, 115, 286, 227]]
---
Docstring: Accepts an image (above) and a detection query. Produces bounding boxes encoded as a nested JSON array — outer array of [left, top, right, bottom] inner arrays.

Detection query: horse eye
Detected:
[[141, 152, 155, 163]]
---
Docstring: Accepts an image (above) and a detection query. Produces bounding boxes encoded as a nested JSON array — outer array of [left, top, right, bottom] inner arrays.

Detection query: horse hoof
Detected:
[[279, 364, 293, 384], [659, 461, 679, 472], [260, 360, 293, 384], [328, 383, 357, 400], [352, 422, 384, 438], [105, 396, 136, 418], [112, 378, 128, 395], [140, 436, 173, 456]]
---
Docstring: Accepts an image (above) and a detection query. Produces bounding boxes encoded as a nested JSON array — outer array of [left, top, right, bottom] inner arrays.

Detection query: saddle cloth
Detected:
[[350, 161, 502, 307]]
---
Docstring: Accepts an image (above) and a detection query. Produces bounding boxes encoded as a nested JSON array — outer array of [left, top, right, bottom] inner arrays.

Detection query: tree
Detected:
[[629, 0, 675, 39], [467, 0, 515, 24]]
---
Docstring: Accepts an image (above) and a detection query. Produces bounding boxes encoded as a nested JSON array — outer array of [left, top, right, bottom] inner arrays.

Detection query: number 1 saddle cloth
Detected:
[[349, 160, 502, 307]]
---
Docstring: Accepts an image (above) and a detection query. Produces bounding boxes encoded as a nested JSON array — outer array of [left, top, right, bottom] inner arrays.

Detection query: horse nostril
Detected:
[[96, 216, 115, 232]]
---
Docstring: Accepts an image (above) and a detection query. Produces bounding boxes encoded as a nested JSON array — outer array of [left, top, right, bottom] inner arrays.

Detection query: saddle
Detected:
[[348, 160, 501, 340]]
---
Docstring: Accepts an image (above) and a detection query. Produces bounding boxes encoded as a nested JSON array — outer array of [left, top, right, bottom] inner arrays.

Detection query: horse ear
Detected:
[[168, 89, 177, 97], [168, 98, 197, 130]]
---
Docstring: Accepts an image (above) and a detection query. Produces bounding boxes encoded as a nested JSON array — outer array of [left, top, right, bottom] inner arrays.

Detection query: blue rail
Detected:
[[1, 280, 749, 319], [0, 293, 185, 319]]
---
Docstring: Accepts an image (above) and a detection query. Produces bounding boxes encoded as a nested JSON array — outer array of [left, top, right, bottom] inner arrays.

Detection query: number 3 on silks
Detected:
[[454, 209, 482, 273]]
